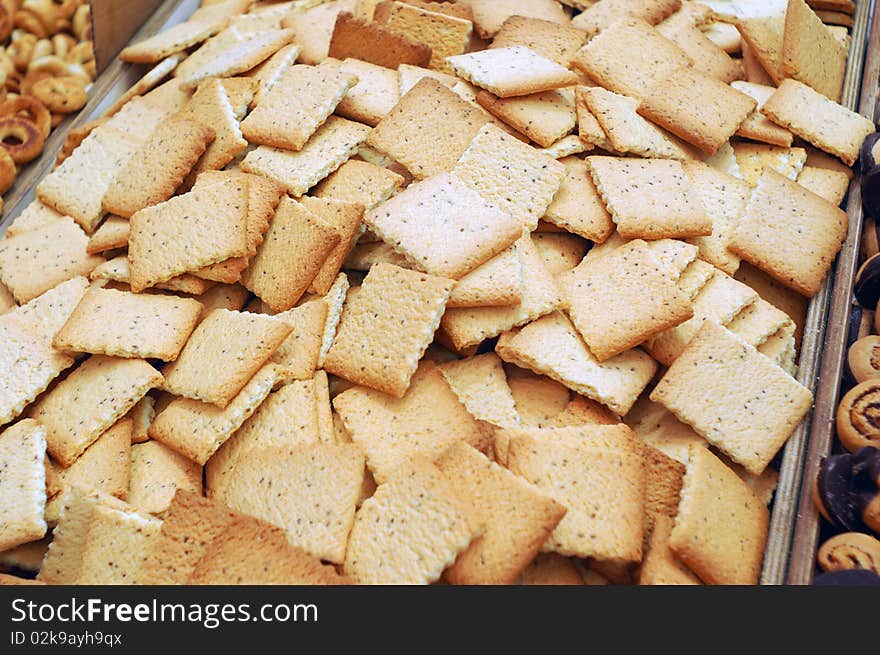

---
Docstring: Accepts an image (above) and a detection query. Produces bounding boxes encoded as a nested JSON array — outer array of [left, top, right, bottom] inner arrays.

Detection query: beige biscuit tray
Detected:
[[0, 0, 876, 585]]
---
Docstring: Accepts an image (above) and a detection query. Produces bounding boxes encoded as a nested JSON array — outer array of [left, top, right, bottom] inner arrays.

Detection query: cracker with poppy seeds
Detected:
[[128, 441, 203, 517], [475, 88, 575, 148], [313, 272, 350, 368], [240, 198, 341, 312], [328, 11, 431, 68], [379, 2, 472, 75], [365, 172, 521, 279], [585, 156, 712, 239], [761, 79, 875, 167], [5, 200, 62, 237], [580, 86, 699, 161], [397, 63, 462, 96], [174, 27, 295, 91], [759, 321, 797, 375], [194, 284, 250, 321], [244, 43, 302, 108], [452, 124, 565, 231], [651, 321, 812, 475], [495, 312, 658, 416], [212, 443, 365, 563], [312, 159, 404, 208], [241, 64, 357, 151], [313, 371, 335, 445], [782, 0, 846, 101], [572, 18, 692, 100], [87, 217, 130, 255], [740, 40, 775, 85], [334, 58, 400, 126], [128, 395, 154, 444], [52, 287, 202, 362], [148, 364, 277, 465], [648, 267, 757, 366], [333, 361, 490, 482], [161, 309, 291, 408], [624, 394, 706, 465], [732, 143, 807, 186], [447, 243, 521, 308], [102, 116, 215, 219], [31, 355, 162, 467], [797, 166, 850, 205], [300, 197, 364, 296], [240, 116, 370, 196], [0, 217, 103, 304], [637, 67, 756, 155], [656, 19, 742, 83], [575, 91, 610, 148], [639, 515, 702, 585], [344, 241, 411, 270], [729, 169, 848, 297], [505, 427, 645, 561], [219, 77, 257, 119], [517, 554, 586, 585], [725, 297, 794, 348], [438, 353, 520, 429], [467, 0, 568, 39], [571, 0, 681, 35], [562, 239, 693, 361], [489, 16, 586, 67], [536, 135, 590, 159], [533, 234, 587, 276], [552, 395, 620, 428], [506, 375, 570, 435], [366, 78, 492, 179], [90, 257, 217, 296], [0, 420, 47, 551], [543, 156, 615, 243], [206, 379, 324, 498], [270, 300, 328, 383], [127, 178, 248, 292], [324, 263, 452, 396], [731, 81, 795, 147], [437, 441, 566, 585], [279, 0, 355, 65], [440, 233, 560, 351], [120, 20, 223, 64], [447, 47, 578, 98]]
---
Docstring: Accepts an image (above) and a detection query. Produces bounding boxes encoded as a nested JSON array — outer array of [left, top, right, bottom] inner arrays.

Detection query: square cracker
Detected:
[[32, 356, 162, 466], [781, 0, 846, 101], [797, 166, 850, 205], [333, 361, 489, 483], [120, 20, 222, 63], [335, 58, 400, 127], [205, 379, 324, 499], [533, 232, 587, 275], [437, 442, 566, 584], [324, 263, 452, 397], [128, 441, 202, 517], [448, 46, 578, 98], [543, 156, 614, 243], [586, 156, 712, 239], [87, 216, 130, 255], [300, 196, 364, 296], [507, 375, 571, 433], [452, 124, 565, 231], [149, 364, 277, 465], [489, 15, 586, 67], [343, 456, 478, 584], [90, 257, 217, 296], [725, 297, 794, 348], [53, 287, 202, 362], [103, 116, 215, 218], [210, 443, 364, 563], [732, 143, 807, 187], [552, 395, 620, 428], [128, 395, 154, 444], [506, 427, 645, 561], [0, 420, 47, 551], [438, 353, 519, 429], [364, 172, 521, 279], [657, 19, 742, 84], [240, 116, 370, 196], [729, 169, 848, 297], [312, 159, 404, 208], [467, 0, 568, 39], [381, 2, 472, 74], [177, 78, 248, 177], [328, 11, 431, 68], [572, 18, 692, 100], [161, 308, 291, 408], [670, 445, 769, 584], [5, 200, 62, 238], [241, 64, 356, 150], [447, 243, 521, 308], [240, 197, 341, 311], [245, 43, 301, 108], [0, 275, 89, 345], [651, 321, 812, 474], [563, 239, 693, 361], [365, 78, 492, 179], [731, 81, 795, 147], [475, 88, 575, 148], [128, 177, 248, 292], [637, 67, 757, 155], [639, 515, 701, 585], [572, 0, 681, 35], [495, 312, 657, 416], [270, 300, 328, 383], [762, 79, 875, 167], [0, 217, 103, 303]]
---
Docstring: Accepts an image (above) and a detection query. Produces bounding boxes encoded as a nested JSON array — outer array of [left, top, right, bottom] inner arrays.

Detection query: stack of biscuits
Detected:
[[0, 0, 874, 586]]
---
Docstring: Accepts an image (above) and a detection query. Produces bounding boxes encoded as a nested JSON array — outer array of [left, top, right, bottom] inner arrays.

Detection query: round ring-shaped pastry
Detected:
[[0, 5, 13, 43], [31, 37, 52, 61], [71, 3, 88, 40], [838, 380, 880, 452], [22, 0, 60, 35], [848, 336, 880, 384], [13, 8, 47, 38], [20, 68, 53, 96], [51, 32, 75, 58], [31, 75, 85, 113], [65, 40, 93, 67], [0, 115, 44, 163], [51, 0, 79, 20], [8, 34, 36, 72], [818, 532, 880, 573], [0, 145, 16, 194], [0, 94, 51, 139]]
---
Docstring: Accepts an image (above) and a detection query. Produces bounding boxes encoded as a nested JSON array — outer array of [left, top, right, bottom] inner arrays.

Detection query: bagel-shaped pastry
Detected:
[[65, 40, 93, 67], [0, 145, 16, 194], [0, 115, 44, 163], [0, 4, 13, 43], [13, 8, 47, 38], [848, 336, 880, 384], [8, 33, 36, 72], [818, 532, 880, 573], [838, 380, 880, 452], [31, 75, 85, 113], [51, 32, 75, 58], [0, 94, 50, 139]]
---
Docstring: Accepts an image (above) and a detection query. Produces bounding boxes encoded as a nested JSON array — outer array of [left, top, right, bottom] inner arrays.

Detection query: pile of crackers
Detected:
[[0, 0, 874, 586]]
